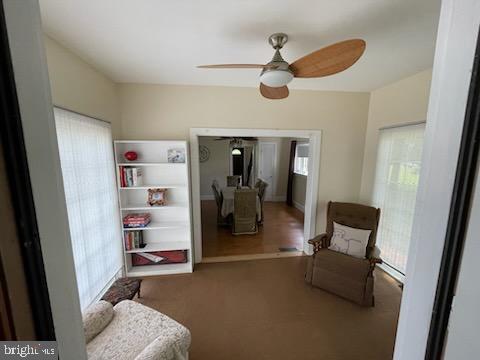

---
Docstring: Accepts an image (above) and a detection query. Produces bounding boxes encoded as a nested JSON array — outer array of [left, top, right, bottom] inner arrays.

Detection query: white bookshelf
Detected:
[[114, 140, 193, 277]]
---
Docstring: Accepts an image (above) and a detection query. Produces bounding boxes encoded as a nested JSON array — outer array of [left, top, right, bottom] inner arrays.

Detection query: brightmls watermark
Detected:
[[0, 342, 57, 359]]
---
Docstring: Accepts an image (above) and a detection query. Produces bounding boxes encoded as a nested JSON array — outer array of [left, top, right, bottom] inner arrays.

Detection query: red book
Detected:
[[123, 214, 150, 222], [120, 166, 126, 187]]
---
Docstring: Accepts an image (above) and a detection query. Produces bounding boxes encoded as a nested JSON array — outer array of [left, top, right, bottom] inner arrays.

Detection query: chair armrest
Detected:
[[82, 300, 114, 343], [367, 246, 382, 275], [308, 233, 329, 254], [369, 246, 382, 264], [371, 245, 381, 259]]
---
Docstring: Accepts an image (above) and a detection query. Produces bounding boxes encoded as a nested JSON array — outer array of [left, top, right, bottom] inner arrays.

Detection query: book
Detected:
[[127, 168, 133, 187], [124, 232, 133, 251], [119, 166, 126, 187], [124, 230, 144, 251], [131, 167, 143, 186], [123, 213, 151, 227], [121, 167, 142, 187], [131, 250, 188, 266], [137, 253, 164, 263]]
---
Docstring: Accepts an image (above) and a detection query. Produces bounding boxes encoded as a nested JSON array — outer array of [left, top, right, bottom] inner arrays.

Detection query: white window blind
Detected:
[[372, 123, 425, 276], [54, 107, 122, 310], [294, 143, 309, 176]]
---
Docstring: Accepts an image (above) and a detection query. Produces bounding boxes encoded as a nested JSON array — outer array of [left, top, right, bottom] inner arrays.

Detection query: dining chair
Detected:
[[211, 180, 228, 226], [232, 189, 258, 235], [227, 175, 241, 187], [254, 179, 268, 224]]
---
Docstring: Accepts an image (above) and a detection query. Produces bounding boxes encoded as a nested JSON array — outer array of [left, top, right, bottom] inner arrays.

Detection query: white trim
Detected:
[[293, 200, 305, 213], [379, 120, 426, 131], [4, 1, 87, 357], [258, 141, 277, 201], [379, 263, 405, 284], [393, 1, 480, 359], [189, 128, 321, 263], [90, 267, 123, 306]]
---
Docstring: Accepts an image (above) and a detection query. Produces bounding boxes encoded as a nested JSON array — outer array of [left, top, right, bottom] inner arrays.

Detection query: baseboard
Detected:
[[378, 263, 405, 283], [200, 195, 214, 201], [292, 200, 305, 213]]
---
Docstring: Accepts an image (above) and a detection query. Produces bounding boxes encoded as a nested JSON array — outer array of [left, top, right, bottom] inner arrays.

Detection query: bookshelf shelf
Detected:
[[117, 162, 186, 167], [119, 184, 186, 190], [114, 140, 193, 277], [125, 241, 190, 253], [126, 263, 191, 277], [120, 203, 187, 211], [123, 221, 188, 231]]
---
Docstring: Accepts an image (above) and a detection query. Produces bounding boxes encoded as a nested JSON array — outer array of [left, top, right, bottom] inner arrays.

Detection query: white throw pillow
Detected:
[[328, 222, 371, 259]]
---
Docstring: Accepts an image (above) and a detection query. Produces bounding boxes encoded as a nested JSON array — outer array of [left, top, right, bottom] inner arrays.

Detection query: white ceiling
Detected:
[[39, 0, 441, 92]]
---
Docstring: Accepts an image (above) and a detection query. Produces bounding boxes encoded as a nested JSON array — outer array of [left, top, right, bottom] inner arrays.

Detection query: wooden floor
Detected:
[[138, 256, 402, 360], [201, 200, 304, 258]]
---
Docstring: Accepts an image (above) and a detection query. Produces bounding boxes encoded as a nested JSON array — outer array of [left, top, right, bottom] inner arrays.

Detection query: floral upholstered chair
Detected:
[[83, 300, 191, 359]]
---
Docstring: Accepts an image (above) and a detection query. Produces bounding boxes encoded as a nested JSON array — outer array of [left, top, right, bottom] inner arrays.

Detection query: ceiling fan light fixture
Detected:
[[260, 69, 294, 87], [198, 32, 366, 100]]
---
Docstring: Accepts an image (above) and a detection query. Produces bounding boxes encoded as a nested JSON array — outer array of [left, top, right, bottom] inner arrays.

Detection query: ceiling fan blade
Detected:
[[197, 64, 276, 69], [260, 83, 289, 100], [240, 137, 258, 141], [290, 39, 366, 78]]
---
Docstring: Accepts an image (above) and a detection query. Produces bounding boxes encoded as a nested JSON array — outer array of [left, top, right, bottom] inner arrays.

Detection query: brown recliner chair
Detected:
[[305, 201, 382, 306]]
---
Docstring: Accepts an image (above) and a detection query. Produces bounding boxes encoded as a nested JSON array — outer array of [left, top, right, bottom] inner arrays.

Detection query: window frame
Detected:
[[54, 107, 123, 310], [294, 143, 309, 176], [372, 122, 426, 282]]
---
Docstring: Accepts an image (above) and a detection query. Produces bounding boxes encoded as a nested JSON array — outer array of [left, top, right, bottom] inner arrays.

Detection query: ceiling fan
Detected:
[[198, 33, 366, 100], [214, 137, 258, 147]]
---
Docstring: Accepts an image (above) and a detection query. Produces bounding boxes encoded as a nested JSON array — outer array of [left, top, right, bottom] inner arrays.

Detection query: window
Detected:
[[54, 108, 122, 310], [372, 123, 425, 278], [294, 143, 309, 176]]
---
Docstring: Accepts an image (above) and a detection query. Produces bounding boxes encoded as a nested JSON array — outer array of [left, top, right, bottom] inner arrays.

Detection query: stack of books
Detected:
[[124, 231, 144, 251], [119, 166, 142, 187], [123, 213, 151, 228]]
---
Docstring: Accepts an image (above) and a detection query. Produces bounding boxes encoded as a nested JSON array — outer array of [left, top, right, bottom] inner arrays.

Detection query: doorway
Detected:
[[190, 128, 321, 263], [258, 142, 276, 201]]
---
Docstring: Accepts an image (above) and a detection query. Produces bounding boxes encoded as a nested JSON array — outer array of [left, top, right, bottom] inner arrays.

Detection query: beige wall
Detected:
[[199, 137, 230, 196], [44, 36, 121, 138], [293, 174, 307, 208], [359, 69, 432, 203], [118, 84, 370, 230]]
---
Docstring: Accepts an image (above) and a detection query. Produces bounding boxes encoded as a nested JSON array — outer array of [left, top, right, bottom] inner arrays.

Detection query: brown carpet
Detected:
[[137, 256, 401, 360]]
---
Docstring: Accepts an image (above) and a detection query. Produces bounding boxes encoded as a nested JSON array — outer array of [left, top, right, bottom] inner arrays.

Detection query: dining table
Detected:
[[220, 186, 262, 221]]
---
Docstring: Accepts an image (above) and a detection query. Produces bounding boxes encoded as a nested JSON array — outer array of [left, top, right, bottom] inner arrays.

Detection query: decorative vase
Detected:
[[124, 151, 138, 161]]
